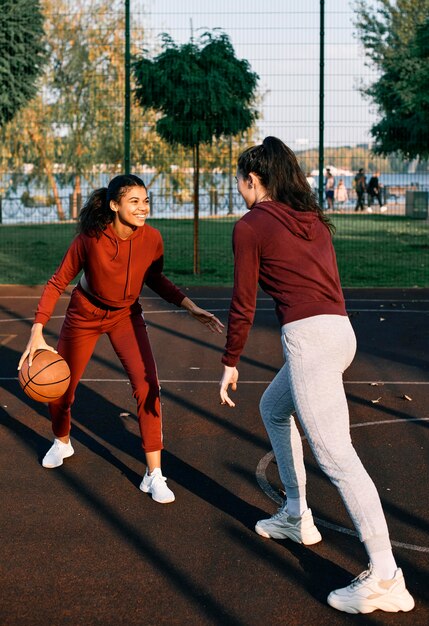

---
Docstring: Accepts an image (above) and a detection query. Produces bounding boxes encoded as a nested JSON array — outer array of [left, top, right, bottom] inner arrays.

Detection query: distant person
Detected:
[[334, 178, 348, 210], [219, 136, 414, 615], [306, 172, 316, 195], [324, 168, 335, 210], [354, 168, 366, 212], [18, 174, 223, 504], [367, 171, 387, 212]]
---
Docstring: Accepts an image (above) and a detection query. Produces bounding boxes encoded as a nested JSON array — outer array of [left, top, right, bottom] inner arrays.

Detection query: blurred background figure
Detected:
[[367, 171, 387, 212], [334, 178, 348, 211], [306, 171, 316, 196], [324, 168, 335, 211], [354, 168, 366, 212]]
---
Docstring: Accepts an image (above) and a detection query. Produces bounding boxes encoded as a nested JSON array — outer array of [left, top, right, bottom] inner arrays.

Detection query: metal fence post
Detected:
[[318, 0, 325, 210], [124, 0, 131, 174]]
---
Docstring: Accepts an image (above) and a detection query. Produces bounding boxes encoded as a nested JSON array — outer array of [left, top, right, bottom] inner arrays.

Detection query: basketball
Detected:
[[18, 349, 70, 403]]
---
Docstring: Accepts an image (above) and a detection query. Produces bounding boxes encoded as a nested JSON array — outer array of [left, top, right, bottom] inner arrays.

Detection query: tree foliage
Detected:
[[0, 0, 46, 127], [133, 31, 259, 273], [1, 0, 141, 218], [355, 0, 429, 159], [0, 10, 259, 233], [133, 31, 259, 147]]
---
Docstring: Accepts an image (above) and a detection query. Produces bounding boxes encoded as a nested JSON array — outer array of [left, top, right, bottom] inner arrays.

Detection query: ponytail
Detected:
[[78, 188, 112, 238], [238, 136, 335, 234]]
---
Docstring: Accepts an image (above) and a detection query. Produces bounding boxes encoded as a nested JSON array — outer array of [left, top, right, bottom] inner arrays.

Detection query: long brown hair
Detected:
[[237, 136, 334, 233]]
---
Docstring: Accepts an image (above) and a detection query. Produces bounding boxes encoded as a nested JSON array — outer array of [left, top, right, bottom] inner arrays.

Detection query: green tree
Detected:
[[44, 0, 129, 217], [354, 0, 429, 159], [133, 31, 259, 274], [0, 0, 139, 220], [0, 0, 46, 128]]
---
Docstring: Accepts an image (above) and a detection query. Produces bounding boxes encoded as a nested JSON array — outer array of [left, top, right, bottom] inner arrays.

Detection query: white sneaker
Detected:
[[139, 468, 175, 504], [366, 207, 373, 213], [380, 205, 387, 212], [327, 565, 415, 614], [255, 507, 322, 545], [42, 438, 74, 468]]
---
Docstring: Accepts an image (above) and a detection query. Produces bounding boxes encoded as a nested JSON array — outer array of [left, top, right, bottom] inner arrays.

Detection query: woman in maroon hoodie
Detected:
[[219, 137, 414, 615], [18, 174, 223, 504]]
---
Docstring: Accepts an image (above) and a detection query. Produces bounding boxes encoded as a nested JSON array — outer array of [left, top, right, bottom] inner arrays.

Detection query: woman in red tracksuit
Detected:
[[18, 174, 223, 504]]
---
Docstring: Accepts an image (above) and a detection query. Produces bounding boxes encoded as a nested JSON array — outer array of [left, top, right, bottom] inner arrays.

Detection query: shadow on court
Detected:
[[0, 286, 428, 625]]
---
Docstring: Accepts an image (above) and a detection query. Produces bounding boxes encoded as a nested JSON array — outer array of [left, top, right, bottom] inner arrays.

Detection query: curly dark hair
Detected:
[[78, 174, 146, 237]]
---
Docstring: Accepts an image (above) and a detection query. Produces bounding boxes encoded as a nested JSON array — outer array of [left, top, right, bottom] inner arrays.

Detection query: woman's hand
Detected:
[[219, 365, 239, 407], [18, 323, 57, 370], [181, 297, 224, 334]]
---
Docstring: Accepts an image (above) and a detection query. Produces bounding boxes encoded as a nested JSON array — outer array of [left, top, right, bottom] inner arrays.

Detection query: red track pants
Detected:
[[49, 286, 163, 452]]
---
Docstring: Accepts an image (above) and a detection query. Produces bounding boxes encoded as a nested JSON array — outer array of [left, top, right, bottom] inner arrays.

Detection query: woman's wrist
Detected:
[[30, 323, 44, 339], [180, 296, 197, 313]]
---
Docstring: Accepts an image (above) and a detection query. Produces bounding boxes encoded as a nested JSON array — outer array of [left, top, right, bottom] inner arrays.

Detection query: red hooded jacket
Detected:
[[222, 201, 346, 366], [34, 223, 185, 325]]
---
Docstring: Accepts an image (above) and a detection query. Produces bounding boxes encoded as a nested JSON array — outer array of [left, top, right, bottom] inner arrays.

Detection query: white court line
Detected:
[[0, 295, 73, 299], [1, 295, 429, 303], [1, 377, 428, 384], [143, 308, 429, 314], [343, 309, 429, 313], [1, 307, 428, 323], [256, 418, 429, 554], [0, 315, 66, 323]]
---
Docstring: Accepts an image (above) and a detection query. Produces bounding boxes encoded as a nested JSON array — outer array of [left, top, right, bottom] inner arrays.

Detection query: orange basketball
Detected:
[[18, 349, 70, 403]]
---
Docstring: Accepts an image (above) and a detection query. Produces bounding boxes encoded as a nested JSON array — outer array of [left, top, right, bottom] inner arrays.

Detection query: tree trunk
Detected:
[[228, 135, 233, 215], [46, 167, 65, 221], [27, 127, 65, 221], [72, 174, 82, 219], [193, 143, 200, 275]]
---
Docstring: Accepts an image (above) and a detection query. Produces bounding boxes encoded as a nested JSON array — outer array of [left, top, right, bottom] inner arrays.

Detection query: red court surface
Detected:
[[0, 285, 428, 625]]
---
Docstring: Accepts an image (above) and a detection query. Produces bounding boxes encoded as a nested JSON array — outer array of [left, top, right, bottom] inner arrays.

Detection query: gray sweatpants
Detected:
[[260, 314, 391, 551]]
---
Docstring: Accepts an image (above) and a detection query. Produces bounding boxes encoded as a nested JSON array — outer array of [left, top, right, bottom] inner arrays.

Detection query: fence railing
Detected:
[[1, 183, 428, 225]]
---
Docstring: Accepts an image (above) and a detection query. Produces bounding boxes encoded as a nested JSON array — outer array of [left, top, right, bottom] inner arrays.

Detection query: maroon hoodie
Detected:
[[222, 200, 346, 367]]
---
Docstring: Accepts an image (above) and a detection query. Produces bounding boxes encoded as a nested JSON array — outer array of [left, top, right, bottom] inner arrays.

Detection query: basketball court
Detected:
[[0, 285, 428, 625]]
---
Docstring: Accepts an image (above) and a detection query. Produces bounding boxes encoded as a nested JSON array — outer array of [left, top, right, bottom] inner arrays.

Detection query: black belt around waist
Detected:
[[77, 282, 125, 311]]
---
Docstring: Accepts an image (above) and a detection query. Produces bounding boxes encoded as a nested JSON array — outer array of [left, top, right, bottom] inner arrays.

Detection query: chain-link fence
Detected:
[[0, 1, 428, 286]]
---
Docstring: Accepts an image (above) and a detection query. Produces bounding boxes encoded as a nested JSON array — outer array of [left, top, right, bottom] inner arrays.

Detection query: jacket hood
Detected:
[[103, 222, 143, 242], [252, 200, 319, 240], [101, 222, 143, 260]]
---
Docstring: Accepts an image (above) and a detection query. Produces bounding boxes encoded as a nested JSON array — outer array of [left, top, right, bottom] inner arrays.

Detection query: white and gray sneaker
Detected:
[[42, 438, 74, 468], [139, 468, 175, 504], [327, 565, 415, 614], [255, 506, 322, 545]]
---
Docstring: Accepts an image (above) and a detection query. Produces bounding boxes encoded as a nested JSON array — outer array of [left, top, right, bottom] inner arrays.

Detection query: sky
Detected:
[[140, 0, 380, 151]]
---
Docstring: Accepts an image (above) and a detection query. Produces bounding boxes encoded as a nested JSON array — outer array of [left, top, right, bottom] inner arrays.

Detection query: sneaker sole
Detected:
[[151, 494, 175, 504], [42, 449, 74, 469], [327, 590, 415, 614], [255, 523, 322, 545], [139, 482, 175, 504]]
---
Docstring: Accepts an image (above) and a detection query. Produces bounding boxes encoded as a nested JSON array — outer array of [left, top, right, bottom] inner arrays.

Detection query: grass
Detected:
[[331, 214, 429, 287], [0, 214, 428, 287]]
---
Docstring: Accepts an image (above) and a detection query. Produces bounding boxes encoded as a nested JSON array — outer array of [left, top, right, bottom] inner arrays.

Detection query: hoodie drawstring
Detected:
[[111, 237, 119, 261]]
